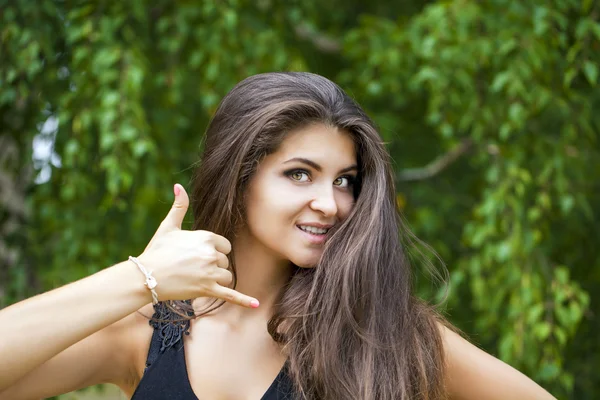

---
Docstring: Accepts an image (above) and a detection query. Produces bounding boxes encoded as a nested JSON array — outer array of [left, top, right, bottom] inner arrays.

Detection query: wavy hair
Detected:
[[172, 72, 447, 399]]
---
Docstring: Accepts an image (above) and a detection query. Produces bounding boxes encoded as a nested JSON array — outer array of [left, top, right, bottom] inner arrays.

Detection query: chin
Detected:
[[289, 253, 322, 269], [294, 261, 318, 269]]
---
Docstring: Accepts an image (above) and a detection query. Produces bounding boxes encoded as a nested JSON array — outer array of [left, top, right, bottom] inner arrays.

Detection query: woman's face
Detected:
[[243, 123, 357, 268]]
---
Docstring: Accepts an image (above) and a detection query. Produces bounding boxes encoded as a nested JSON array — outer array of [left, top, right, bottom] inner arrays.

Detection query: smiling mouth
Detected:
[[297, 225, 330, 235]]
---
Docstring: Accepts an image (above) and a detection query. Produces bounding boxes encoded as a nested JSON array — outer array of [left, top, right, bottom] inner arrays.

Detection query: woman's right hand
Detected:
[[135, 183, 259, 308]]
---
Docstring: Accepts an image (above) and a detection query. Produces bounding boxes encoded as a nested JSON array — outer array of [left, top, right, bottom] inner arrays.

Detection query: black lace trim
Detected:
[[149, 301, 194, 353]]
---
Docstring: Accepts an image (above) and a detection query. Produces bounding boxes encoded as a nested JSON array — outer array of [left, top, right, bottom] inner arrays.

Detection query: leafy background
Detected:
[[1, 0, 598, 399]]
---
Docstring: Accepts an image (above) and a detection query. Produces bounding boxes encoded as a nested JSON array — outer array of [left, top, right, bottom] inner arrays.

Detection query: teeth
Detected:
[[298, 225, 329, 235]]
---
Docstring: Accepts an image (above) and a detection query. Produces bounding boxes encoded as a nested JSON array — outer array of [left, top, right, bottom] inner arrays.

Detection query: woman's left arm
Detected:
[[440, 324, 557, 400]]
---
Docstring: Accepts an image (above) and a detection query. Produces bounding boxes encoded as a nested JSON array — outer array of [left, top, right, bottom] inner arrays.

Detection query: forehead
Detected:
[[271, 124, 356, 164]]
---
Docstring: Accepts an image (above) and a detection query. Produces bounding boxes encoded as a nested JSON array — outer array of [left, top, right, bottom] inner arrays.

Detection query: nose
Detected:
[[309, 185, 338, 217]]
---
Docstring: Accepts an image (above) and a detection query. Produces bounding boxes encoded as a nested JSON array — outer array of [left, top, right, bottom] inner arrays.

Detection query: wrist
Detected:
[[128, 256, 159, 304], [116, 259, 157, 305]]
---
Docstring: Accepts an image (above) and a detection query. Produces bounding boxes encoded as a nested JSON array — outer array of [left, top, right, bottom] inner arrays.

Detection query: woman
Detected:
[[0, 72, 555, 399]]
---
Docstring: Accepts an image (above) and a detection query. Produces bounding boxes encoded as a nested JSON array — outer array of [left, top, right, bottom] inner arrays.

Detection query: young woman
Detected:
[[0, 72, 555, 399]]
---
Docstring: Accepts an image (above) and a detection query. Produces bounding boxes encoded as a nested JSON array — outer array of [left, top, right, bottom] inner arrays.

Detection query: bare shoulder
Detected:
[[436, 322, 556, 400], [67, 302, 154, 394], [117, 303, 155, 395]]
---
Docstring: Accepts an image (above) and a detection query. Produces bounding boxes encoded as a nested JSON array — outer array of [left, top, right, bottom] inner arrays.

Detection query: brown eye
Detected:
[[287, 170, 310, 182], [334, 177, 350, 188]]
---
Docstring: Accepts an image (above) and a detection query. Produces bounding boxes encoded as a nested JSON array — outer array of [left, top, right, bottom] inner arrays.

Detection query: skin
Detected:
[[0, 123, 555, 400]]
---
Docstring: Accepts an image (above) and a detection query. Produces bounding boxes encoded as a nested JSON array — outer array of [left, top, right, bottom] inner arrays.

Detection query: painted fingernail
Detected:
[[250, 299, 260, 308], [174, 184, 180, 196]]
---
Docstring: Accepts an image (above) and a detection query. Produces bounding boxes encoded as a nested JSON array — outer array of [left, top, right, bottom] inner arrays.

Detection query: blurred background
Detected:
[[1, 0, 599, 399]]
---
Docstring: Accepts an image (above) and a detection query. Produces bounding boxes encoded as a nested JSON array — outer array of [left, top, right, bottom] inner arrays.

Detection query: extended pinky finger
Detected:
[[211, 285, 259, 309]]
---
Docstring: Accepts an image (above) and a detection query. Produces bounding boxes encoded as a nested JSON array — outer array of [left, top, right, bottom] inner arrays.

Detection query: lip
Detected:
[[296, 225, 330, 245]]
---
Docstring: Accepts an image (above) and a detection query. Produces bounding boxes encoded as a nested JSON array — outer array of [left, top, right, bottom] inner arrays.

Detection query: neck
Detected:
[[202, 228, 294, 325]]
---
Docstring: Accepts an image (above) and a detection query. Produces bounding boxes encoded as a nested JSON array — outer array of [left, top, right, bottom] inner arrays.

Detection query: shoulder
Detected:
[[436, 322, 556, 400], [109, 303, 155, 394]]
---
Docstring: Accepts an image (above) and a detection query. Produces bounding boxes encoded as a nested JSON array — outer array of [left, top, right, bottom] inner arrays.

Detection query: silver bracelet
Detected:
[[128, 256, 159, 304]]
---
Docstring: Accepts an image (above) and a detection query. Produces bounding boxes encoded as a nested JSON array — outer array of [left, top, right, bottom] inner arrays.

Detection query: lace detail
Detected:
[[149, 301, 193, 353]]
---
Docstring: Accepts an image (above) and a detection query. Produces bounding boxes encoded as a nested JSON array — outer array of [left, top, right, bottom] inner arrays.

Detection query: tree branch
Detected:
[[294, 24, 341, 54], [397, 138, 474, 182]]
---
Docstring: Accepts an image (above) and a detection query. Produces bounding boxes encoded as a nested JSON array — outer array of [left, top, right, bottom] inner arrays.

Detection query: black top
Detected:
[[131, 303, 296, 399]]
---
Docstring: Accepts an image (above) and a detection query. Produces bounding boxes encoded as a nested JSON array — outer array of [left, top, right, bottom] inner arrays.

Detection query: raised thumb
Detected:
[[164, 183, 189, 230]]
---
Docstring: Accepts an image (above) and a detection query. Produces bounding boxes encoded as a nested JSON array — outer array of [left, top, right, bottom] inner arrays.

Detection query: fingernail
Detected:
[[174, 184, 180, 196], [250, 299, 259, 308]]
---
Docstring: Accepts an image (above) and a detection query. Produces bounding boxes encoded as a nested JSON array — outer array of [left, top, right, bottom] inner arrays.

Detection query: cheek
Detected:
[[336, 192, 356, 220], [245, 178, 303, 235], [251, 180, 303, 217]]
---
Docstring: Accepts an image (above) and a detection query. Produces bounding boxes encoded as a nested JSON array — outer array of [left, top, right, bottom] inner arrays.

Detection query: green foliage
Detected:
[[1, 0, 598, 398]]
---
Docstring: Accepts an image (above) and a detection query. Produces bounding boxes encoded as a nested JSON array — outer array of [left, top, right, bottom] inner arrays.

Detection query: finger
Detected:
[[216, 252, 229, 269], [211, 285, 259, 309], [160, 183, 189, 232], [211, 233, 232, 254], [214, 268, 233, 286]]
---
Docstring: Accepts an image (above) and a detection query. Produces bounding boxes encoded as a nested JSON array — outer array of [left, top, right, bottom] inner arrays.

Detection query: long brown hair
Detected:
[[177, 72, 447, 399]]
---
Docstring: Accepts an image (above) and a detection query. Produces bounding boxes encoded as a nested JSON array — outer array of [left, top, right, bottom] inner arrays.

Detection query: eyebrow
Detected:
[[283, 157, 358, 174]]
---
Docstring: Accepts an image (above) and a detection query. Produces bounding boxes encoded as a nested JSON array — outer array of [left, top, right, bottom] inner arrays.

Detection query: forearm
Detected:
[[0, 260, 150, 390]]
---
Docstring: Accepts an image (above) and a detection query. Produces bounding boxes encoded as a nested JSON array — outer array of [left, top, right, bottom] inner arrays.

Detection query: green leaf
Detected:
[[538, 363, 560, 380], [491, 72, 511, 93], [583, 60, 598, 86], [533, 322, 551, 340], [554, 267, 569, 285]]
